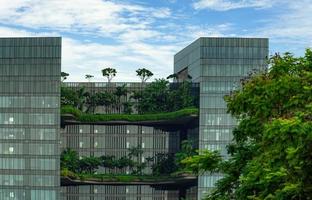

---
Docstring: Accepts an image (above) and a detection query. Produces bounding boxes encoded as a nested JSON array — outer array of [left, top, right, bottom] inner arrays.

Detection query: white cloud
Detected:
[[193, 0, 275, 11], [0, 0, 235, 82], [250, 0, 312, 54], [0, 0, 170, 38]]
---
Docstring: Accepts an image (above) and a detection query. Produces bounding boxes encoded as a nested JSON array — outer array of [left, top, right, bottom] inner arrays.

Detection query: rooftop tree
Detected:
[[85, 74, 94, 82], [166, 73, 178, 82], [61, 72, 69, 82], [101, 68, 116, 83], [96, 92, 115, 113], [137, 79, 170, 114], [136, 68, 153, 83], [114, 84, 127, 113]]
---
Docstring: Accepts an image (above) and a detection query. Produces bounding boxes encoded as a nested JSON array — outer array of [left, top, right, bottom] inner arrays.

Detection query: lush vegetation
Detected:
[[182, 50, 312, 199], [61, 78, 197, 115], [61, 170, 181, 183], [61, 140, 196, 181], [61, 105, 198, 122]]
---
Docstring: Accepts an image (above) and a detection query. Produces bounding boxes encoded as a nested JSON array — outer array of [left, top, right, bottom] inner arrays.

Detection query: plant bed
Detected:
[[61, 170, 197, 186], [61, 105, 198, 125]]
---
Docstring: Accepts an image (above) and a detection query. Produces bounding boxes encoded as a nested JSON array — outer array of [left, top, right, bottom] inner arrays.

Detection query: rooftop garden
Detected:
[[61, 140, 197, 184], [61, 106, 198, 122], [61, 68, 199, 121]]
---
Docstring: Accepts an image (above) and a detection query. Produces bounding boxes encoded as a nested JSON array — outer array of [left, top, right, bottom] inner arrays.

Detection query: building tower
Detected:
[[174, 37, 268, 198], [0, 37, 61, 199]]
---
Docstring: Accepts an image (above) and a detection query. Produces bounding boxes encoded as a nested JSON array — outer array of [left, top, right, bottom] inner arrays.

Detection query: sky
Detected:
[[0, 0, 311, 82]]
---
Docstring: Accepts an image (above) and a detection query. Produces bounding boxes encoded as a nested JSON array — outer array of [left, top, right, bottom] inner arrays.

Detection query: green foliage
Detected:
[[61, 106, 198, 122], [85, 74, 94, 82], [100, 155, 116, 169], [101, 67, 117, 82], [137, 79, 170, 113], [152, 153, 177, 176], [182, 50, 312, 200], [61, 78, 197, 115], [166, 73, 178, 80], [123, 101, 133, 114], [96, 91, 116, 113], [136, 79, 196, 113], [61, 87, 79, 107], [115, 156, 134, 170], [61, 168, 78, 179], [128, 146, 143, 158], [181, 150, 222, 175], [136, 68, 153, 83], [61, 148, 80, 173], [84, 92, 99, 113], [114, 84, 127, 113], [168, 82, 195, 111], [175, 140, 197, 169], [78, 156, 101, 173], [61, 72, 69, 82], [61, 140, 197, 178], [61, 105, 83, 117], [63, 173, 174, 183]]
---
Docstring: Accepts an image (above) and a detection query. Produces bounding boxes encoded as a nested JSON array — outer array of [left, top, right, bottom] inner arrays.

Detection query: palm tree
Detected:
[[96, 92, 115, 113], [85, 74, 94, 82], [114, 84, 127, 113], [61, 72, 69, 82], [166, 73, 178, 82], [101, 68, 117, 83], [136, 68, 153, 83]]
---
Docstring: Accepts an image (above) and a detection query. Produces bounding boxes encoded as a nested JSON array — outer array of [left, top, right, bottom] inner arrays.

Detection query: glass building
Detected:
[[0, 37, 61, 199], [174, 37, 269, 198]]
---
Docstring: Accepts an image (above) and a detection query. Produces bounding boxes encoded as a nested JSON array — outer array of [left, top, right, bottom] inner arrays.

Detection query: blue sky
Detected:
[[0, 0, 311, 82]]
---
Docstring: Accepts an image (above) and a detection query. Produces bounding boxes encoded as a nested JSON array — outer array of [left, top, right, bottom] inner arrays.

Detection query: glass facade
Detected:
[[174, 37, 268, 198], [61, 124, 186, 174], [0, 37, 61, 200], [61, 185, 197, 200]]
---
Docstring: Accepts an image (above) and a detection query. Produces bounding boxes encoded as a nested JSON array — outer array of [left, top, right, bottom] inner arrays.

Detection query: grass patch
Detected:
[[61, 105, 82, 117], [62, 171, 176, 182], [61, 105, 198, 122]]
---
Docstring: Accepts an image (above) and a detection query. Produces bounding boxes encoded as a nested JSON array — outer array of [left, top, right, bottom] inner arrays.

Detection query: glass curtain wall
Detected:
[[0, 37, 61, 200], [174, 37, 268, 199]]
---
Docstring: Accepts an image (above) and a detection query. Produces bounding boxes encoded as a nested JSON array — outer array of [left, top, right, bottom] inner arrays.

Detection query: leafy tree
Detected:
[[101, 68, 117, 83], [61, 72, 69, 82], [114, 84, 127, 113], [182, 50, 312, 199], [61, 148, 79, 172], [115, 156, 134, 170], [138, 79, 170, 113], [128, 145, 145, 175], [181, 150, 222, 175], [100, 155, 116, 170], [61, 86, 88, 111], [85, 74, 94, 82], [152, 153, 177, 175], [166, 73, 178, 82], [123, 101, 133, 114], [84, 92, 99, 113], [136, 68, 153, 83], [128, 145, 143, 158], [168, 82, 194, 111], [78, 156, 101, 173], [61, 87, 79, 107], [175, 140, 197, 170], [96, 92, 115, 113], [76, 87, 88, 111]]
